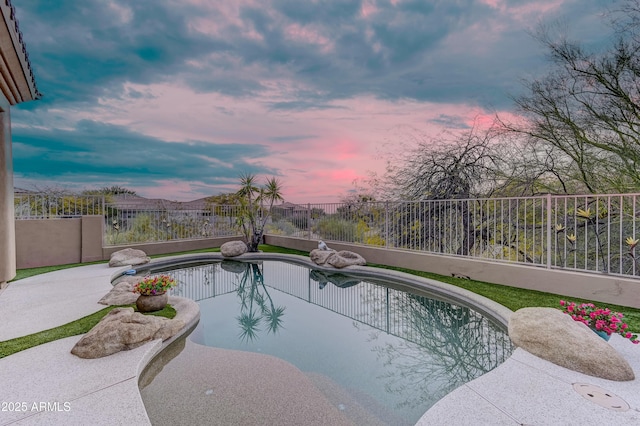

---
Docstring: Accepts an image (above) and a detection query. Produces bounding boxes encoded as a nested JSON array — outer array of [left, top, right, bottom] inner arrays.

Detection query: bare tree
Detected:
[[382, 119, 504, 201], [505, 0, 640, 193], [376, 120, 517, 255]]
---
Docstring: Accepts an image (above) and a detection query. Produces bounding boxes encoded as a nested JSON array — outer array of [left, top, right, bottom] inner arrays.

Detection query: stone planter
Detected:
[[136, 292, 168, 313]]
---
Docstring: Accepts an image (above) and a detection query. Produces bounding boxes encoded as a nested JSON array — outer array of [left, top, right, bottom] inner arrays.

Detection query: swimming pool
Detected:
[[138, 255, 513, 425]]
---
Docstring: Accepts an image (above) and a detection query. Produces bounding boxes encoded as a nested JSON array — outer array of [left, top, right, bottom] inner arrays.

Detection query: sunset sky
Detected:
[[11, 0, 611, 203]]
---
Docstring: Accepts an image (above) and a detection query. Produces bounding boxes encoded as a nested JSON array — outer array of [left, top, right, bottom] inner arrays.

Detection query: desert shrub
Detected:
[[314, 217, 357, 242], [266, 219, 297, 236]]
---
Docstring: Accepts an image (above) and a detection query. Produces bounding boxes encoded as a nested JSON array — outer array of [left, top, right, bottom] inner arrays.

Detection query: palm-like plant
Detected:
[[235, 173, 284, 252]]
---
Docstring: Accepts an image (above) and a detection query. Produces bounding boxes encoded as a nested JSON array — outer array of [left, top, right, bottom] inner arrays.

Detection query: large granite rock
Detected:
[[71, 307, 184, 359], [508, 307, 635, 381], [310, 249, 366, 268], [98, 281, 139, 305], [327, 250, 366, 268], [221, 240, 248, 257], [108, 248, 150, 267], [309, 249, 335, 265]]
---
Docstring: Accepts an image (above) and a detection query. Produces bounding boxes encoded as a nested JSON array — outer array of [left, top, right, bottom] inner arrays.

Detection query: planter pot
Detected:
[[136, 292, 168, 313], [591, 328, 611, 341]]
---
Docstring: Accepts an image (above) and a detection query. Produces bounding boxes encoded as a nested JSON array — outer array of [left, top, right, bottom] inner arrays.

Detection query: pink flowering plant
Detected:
[[559, 300, 639, 344], [133, 274, 177, 296]]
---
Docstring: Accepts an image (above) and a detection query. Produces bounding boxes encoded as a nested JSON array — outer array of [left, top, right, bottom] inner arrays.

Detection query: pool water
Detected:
[[141, 259, 513, 425]]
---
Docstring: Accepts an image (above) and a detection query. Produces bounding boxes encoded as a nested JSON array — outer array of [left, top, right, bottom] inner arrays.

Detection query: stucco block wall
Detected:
[[102, 236, 238, 259], [15, 216, 103, 269], [15, 217, 237, 269], [16, 218, 82, 268], [81, 216, 104, 263], [264, 235, 640, 309]]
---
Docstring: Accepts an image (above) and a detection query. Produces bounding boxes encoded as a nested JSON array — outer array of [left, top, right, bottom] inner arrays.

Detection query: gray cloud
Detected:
[[13, 120, 276, 185]]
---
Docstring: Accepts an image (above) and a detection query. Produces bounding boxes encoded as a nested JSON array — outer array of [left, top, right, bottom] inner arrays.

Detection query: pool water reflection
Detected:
[[143, 260, 513, 425]]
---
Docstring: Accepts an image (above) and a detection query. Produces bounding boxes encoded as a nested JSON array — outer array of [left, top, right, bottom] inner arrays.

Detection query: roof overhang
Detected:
[[0, 0, 40, 105]]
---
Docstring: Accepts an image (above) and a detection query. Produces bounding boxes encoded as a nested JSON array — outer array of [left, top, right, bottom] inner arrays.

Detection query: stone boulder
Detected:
[[98, 280, 140, 305], [508, 307, 635, 381], [310, 249, 366, 268], [109, 248, 150, 267], [328, 251, 366, 268], [71, 307, 184, 359], [221, 241, 248, 257], [309, 249, 335, 265]]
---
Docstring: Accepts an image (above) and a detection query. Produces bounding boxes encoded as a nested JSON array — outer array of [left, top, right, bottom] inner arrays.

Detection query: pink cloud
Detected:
[[284, 23, 334, 53], [360, 1, 378, 18], [86, 85, 508, 203]]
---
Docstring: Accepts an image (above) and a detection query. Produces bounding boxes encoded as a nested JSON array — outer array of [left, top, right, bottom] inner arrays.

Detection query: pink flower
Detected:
[[558, 299, 637, 344]]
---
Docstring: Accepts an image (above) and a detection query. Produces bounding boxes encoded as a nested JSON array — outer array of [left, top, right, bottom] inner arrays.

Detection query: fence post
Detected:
[[546, 194, 552, 269], [307, 203, 311, 240], [385, 201, 389, 249]]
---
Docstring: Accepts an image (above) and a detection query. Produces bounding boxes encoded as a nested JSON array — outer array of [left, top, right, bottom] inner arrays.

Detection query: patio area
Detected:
[[0, 258, 639, 425]]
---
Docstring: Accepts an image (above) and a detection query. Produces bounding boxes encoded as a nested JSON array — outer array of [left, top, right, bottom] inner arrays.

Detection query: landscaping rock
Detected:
[[98, 281, 139, 305], [71, 307, 184, 359], [108, 248, 150, 267], [221, 241, 248, 257], [310, 249, 366, 268], [309, 249, 335, 265], [328, 250, 366, 268], [508, 307, 635, 381]]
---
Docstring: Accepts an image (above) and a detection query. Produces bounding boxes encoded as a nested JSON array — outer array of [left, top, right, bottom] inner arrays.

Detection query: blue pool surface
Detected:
[[140, 257, 513, 425]]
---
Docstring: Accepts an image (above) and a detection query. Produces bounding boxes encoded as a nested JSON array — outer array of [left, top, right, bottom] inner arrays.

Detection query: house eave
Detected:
[[0, 0, 41, 105]]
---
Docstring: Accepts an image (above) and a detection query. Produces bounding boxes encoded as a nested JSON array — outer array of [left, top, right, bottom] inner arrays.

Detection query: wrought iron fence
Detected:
[[269, 194, 640, 278], [104, 203, 242, 245], [13, 194, 243, 245], [13, 193, 104, 218], [14, 192, 640, 277]]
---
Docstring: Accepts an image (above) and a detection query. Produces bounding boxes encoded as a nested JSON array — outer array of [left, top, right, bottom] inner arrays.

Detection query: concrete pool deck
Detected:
[[0, 257, 639, 425]]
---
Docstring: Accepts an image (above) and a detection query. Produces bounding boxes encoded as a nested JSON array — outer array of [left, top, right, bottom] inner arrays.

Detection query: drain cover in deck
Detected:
[[572, 383, 629, 411]]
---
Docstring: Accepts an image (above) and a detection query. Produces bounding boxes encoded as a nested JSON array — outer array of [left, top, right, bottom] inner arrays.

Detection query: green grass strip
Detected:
[[368, 263, 640, 331], [0, 304, 176, 358]]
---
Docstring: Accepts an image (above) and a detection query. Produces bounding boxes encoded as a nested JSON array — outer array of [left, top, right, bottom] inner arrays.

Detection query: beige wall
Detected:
[[81, 216, 104, 263], [15, 216, 104, 268], [265, 235, 640, 309], [16, 218, 82, 268], [14, 215, 236, 269], [0, 101, 13, 286], [102, 236, 238, 259]]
